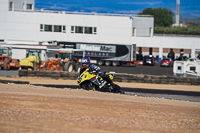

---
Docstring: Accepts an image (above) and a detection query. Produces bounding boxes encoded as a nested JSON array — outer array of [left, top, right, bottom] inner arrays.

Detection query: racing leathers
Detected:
[[79, 64, 115, 87]]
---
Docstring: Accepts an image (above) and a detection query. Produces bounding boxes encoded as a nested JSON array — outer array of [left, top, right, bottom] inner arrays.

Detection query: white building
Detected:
[[0, 0, 200, 62]]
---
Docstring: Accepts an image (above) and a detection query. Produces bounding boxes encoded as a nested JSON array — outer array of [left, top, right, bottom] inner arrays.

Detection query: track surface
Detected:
[[0, 83, 200, 133], [0, 76, 199, 102], [101, 63, 173, 75], [0, 63, 173, 77], [32, 84, 200, 102]]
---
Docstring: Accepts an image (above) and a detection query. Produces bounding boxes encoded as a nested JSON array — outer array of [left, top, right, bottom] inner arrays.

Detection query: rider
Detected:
[[80, 57, 115, 87]]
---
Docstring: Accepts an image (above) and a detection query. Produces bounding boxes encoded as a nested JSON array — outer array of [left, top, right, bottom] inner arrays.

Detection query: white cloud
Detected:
[[118, 1, 162, 6], [115, 10, 141, 14], [83, 7, 109, 11], [191, 13, 200, 17]]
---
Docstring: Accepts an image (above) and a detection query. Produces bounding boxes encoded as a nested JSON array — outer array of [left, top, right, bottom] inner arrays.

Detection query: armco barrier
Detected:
[[19, 70, 200, 86]]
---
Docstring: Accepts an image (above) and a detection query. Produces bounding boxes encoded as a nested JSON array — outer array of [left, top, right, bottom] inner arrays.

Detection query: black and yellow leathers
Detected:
[[77, 68, 123, 93]]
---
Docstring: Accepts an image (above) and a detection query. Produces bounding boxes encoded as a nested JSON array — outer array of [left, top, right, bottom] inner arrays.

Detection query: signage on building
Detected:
[[77, 43, 116, 57]]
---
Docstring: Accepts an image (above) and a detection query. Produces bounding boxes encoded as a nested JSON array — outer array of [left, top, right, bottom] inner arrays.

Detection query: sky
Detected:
[[35, 0, 200, 19]]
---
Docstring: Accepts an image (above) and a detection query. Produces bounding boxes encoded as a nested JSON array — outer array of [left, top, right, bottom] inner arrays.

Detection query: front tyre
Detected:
[[82, 82, 93, 90], [75, 63, 81, 73], [64, 61, 73, 72]]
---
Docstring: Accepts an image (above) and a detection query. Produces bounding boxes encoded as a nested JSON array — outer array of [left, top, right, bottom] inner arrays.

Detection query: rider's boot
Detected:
[[106, 77, 116, 89]]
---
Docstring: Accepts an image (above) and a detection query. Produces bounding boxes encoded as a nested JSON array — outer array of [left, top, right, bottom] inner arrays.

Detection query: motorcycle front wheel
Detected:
[[82, 82, 93, 90]]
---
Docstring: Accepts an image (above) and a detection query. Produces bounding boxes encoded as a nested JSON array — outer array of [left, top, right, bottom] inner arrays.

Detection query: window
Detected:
[[40, 24, 65, 33], [8, 49, 12, 57], [178, 66, 182, 70], [190, 67, 196, 72], [27, 4, 33, 10], [40, 24, 44, 32], [54, 25, 62, 32], [28, 51, 41, 60], [93, 27, 97, 34], [85, 27, 92, 34], [9, 2, 13, 11], [71, 26, 75, 33], [132, 27, 136, 36], [63, 26, 66, 33], [44, 25, 52, 32], [75, 26, 83, 33], [59, 53, 72, 60], [71, 26, 97, 34], [0, 49, 7, 54], [149, 27, 152, 37]]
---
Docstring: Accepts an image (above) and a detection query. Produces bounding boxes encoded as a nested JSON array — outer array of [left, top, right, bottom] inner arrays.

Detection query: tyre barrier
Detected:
[[18, 70, 200, 86]]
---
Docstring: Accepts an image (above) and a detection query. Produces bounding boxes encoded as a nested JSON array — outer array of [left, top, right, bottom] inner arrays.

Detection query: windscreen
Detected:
[[28, 51, 40, 58], [59, 53, 72, 59], [0, 49, 7, 54]]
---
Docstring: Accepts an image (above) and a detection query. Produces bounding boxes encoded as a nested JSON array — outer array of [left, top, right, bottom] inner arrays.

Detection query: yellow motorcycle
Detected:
[[77, 68, 124, 93]]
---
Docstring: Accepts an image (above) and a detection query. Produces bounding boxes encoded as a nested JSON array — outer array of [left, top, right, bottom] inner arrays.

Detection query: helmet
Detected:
[[81, 57, 90, 68]]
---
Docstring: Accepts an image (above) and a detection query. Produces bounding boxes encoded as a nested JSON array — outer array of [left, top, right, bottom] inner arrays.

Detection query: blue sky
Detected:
[[35, 0, 200, 18]]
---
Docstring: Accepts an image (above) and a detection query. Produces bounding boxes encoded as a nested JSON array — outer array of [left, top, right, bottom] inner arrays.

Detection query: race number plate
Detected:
[[99, 80, 107, 88]]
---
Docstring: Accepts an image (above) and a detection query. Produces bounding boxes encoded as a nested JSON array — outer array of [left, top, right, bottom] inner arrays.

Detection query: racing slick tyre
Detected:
[[3, 60, 10, 70], [113, 84, 125, 94], [82, 82, 93, 90], [63, 61, 73, 72]]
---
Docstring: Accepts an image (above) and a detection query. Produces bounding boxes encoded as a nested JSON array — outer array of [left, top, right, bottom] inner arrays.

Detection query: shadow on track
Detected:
[[32, 84, 80, 89], [32, 84, 200, 97], [31, 84, 200, 102]]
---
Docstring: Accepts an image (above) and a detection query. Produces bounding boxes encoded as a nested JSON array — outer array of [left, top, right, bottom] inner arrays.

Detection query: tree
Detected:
[[139, 8, 174, 27]]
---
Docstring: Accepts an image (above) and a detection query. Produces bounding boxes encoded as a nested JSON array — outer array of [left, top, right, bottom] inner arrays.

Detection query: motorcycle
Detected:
[[77, 68, 124, 94]]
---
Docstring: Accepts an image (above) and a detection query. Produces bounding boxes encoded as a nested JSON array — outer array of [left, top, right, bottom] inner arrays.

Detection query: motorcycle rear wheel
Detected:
[[113, 84, 125, 94]]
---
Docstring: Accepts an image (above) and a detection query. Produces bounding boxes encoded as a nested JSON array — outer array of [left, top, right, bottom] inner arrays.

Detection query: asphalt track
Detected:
[[0, 63, 173, 77], [100, 63, 173, 76], [0, 78, 199, 102], [31, 84, 200, 102], [0, 65, 199, 102]]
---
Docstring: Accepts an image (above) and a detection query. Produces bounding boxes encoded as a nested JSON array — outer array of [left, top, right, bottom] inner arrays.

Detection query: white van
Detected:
[[173, 60, 200, 77]]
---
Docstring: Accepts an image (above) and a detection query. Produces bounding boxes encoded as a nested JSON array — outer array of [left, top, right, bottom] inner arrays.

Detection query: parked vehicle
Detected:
[[160, 58, 173, 67], [20, 50, 41, 70], [40, 51, 81, 72], [54, 41, 136, 66], [0, 47, 20, 70], [143, 55, 155, 66], [134, 61, 143, 65], [173, 61, 200, 77]]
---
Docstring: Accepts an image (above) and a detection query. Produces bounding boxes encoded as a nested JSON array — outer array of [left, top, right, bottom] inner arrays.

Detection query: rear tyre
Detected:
[[63, 61, 73, 72], [112, 61, 119, 66], [105, 61, 111, 66], [97, 61, 104, 66], [3, 60, 10, 70], [113, 84, 124, 94]]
